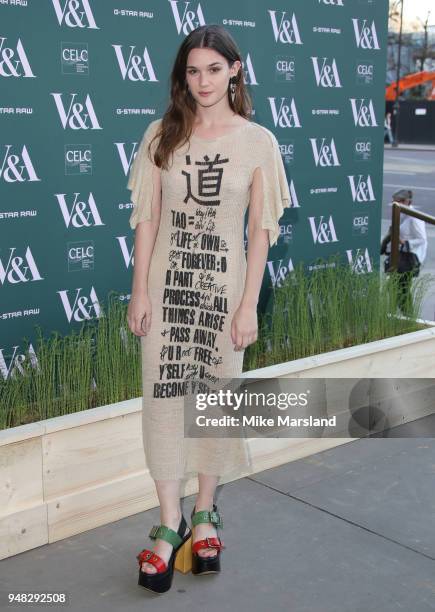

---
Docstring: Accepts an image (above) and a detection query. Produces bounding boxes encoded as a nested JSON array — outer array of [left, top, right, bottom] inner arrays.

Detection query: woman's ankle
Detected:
[[194, 498, 215, 511], [160, 507, 182, 525]]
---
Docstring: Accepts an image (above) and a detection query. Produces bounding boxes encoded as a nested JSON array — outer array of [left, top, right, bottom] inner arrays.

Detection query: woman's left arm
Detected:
[[231, 167, 269, 351]]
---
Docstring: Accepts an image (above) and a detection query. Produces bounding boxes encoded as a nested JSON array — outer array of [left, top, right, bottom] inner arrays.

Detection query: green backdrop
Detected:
[[1, 0, 388, 378]]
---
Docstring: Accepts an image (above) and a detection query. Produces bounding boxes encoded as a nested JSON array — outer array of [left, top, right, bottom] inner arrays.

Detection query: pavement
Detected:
[[384, 143, 435, 152], [1, 414, 435, 612]]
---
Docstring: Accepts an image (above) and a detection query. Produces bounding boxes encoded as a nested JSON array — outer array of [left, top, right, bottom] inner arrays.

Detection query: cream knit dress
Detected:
[[127, 117, 291, 481]]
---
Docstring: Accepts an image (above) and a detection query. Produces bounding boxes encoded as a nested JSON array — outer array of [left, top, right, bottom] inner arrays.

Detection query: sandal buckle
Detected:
[[209, 511, 223, 528], [137, 549, 153, 564], [149, 525, 160, 539]]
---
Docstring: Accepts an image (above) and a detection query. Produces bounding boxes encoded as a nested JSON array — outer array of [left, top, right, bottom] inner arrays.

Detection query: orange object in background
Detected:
[[385, 70, 435, 100]]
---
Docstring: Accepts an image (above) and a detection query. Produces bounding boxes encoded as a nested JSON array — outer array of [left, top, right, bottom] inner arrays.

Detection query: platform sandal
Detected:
[[191, 503, 225, 576], [136, 514, 192, 594]]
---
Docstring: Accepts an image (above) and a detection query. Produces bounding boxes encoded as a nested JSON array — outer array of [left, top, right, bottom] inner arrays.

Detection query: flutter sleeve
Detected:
[[127, 119, 161, 229], [256, 130, 292, 247]]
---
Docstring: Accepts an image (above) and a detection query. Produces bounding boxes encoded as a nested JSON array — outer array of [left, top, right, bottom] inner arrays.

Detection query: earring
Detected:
[[229, 76, 236, 104]]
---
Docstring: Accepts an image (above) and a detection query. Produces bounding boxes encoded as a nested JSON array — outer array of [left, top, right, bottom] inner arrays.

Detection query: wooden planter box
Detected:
[[1, 318, 435, 561]]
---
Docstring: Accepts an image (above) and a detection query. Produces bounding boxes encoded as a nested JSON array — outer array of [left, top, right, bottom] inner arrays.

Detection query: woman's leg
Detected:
[[193, 473, 220, 558], [141, 478, 189, 574]]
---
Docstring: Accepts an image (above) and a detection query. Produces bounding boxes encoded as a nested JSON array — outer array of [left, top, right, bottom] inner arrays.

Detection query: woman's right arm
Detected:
[[127, 161, 162, 337]]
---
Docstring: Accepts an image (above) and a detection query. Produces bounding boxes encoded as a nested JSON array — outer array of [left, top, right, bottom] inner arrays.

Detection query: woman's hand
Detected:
[[231, 303, 258, 351], [127, 292, 152, 337]]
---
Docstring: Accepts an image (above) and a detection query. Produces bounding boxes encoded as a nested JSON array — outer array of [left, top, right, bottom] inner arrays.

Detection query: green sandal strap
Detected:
[[191, 509, 223, 529], [148, 524, 183, 548]]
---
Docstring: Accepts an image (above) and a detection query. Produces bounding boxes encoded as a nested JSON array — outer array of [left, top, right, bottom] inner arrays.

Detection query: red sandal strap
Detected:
[[192, 537, 225, 554], [137, 548, 167, 573]]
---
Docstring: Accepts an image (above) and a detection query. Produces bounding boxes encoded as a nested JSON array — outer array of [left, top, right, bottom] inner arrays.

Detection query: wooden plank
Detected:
[[0, 437, 43, 518], [0, 504, 47, 560], [245, 326, 435, 379], [43, 411, 144, 499], [46, 471, 199, 542]]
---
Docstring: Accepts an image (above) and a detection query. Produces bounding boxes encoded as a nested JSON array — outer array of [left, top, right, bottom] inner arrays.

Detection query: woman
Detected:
[[381, 189, 428, 315], [126, 24, 291, 593]]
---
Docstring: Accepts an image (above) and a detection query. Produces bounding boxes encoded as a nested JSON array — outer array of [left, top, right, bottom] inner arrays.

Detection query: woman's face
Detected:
[[185, 47, 240, 107]]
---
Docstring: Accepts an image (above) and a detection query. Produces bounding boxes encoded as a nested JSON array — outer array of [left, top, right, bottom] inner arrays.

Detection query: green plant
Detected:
[[0, 292, 141, 430], [0, 262, 433, 431], [243, 257, 433, 371]]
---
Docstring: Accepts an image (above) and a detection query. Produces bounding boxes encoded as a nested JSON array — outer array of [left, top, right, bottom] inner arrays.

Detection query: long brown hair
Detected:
[[148, 24, 253, 170]]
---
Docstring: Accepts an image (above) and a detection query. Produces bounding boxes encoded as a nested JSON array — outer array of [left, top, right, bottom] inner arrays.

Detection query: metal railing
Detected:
[[388, 202, 435, 271]]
